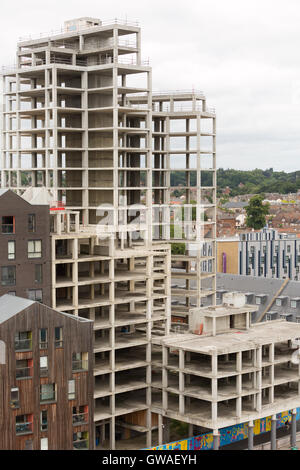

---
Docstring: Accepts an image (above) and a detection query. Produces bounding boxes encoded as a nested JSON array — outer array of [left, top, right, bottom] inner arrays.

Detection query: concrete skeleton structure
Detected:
[[0, 17, 178, 449], [3, 16, 297, 452], [129, 91, 217, 321], [50, 209, 170, 449], [152, 293, 300, 450], [0, 17, 217, 324]]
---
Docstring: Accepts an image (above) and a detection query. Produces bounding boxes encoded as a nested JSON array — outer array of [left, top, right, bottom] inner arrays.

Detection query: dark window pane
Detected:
[[2, 216, 15, 234], [1, 266, 16, 286], [28, 214, 36, 233], [35, 265, 43, 284]]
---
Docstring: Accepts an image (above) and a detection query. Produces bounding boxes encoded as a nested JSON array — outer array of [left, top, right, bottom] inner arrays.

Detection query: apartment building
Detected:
[[239, 228, 300, 280], [0, 294, 94, 450], [217, 228, 300, 280], [0, 189, 51, 305]]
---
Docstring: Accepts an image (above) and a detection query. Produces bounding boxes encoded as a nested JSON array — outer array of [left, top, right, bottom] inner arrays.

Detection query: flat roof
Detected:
[[191, 304, 258, 318], [157, 320, 300, 355]]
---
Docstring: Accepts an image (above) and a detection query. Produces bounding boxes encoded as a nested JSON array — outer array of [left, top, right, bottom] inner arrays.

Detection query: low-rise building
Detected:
[[0, 294, 94, 450], [152, 293, 300, 450]]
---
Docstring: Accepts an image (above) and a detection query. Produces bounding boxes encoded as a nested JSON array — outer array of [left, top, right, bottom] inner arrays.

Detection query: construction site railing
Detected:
[[18, 19, 140, 42]]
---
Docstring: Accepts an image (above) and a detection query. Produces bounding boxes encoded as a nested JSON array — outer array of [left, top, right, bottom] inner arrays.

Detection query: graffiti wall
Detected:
[[149, 408, 300, 450]]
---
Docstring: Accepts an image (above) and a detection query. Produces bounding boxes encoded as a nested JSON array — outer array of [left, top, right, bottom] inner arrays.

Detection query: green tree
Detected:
[[245, 195, 270, 230]]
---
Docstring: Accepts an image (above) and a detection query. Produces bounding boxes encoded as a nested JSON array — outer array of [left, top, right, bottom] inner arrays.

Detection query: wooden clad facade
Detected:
[[0, 300, 94, 450]]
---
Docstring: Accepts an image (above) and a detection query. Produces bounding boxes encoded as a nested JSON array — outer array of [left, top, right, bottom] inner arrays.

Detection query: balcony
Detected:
[[73, 439, 89, 450], [15, 339, 32, 352], [72, 360, 88, 372], [16, 366, 33, 380], [72, 412, 88, 426], [16, 421, 33, 436]]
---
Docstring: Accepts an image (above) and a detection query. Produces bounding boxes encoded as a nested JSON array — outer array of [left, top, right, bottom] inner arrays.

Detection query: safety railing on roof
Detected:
[[21, 38, 137, 52], [18, 19, 140, 42], [152, 89, 205, 96]]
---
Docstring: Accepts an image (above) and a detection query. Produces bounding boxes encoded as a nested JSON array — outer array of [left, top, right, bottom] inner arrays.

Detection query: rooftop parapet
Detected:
[[18, 18, 140, 44]]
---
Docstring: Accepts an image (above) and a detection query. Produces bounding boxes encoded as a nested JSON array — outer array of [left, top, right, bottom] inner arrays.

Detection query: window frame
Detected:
[[2, 215, 15, 234], [8, 240, 16, 260], [28, 240, 42, 259], [1, 265, 16, 286]]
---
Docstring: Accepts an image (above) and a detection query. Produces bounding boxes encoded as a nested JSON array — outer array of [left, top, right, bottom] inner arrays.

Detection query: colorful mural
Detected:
[[149, 408, 300, 450]]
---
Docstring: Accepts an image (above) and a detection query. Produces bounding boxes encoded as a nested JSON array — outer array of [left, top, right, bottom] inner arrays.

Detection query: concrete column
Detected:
[[271, 415, 277, 450], [248, 421, 254, 450], [236, 351, 242, 373], [213, 430, 219, 450], [109, 416, 115, 450], [291, 409, 297, 448]]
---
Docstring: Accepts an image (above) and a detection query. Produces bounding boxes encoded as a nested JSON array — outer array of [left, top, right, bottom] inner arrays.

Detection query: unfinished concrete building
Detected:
[[151, 292, 300, 449], [129, 92, 217, 322], [50, 209, 170, 449], [1, 17, 218, 449], [1, 19, 217, 324]]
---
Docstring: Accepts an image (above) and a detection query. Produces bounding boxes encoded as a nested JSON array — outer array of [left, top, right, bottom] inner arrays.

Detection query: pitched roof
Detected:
[[0, 294, 35, 324], [0, 294, 92, 325]]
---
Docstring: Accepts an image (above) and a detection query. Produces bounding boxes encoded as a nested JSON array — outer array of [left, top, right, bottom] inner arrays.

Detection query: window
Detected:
[[1, 266, 16, 286], [10, 387, 19, 409], [291, 300, 298, 308], [28, 214, 36, 233], [72, 353, 88, 371], [8, 241, 15, 260], [287, 245, 291, 253], [35, 264, 43, 284], [2, 216, 15, 234], [28, 240, 42, 259], [255, 297, 262, 305], [28, 289, 43, 302], [40, 356, 48, 377], [15, 331, 32, 351], [16, 359, 33, 380], [39, 328, 48, 349], [40, 383, 56, 403], [40, 437, 48, 450], [16, 414, 33, 436], [73, 431, 89, 450], [73, 406, 88, 426], [40, 410, 48, 432], [54, 327, 63, 348], [68, 379, 75, 400], [276, 298, 282, 306]]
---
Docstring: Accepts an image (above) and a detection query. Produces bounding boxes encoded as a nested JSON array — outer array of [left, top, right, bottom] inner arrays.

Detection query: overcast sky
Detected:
[[1, 0, 300, 171]]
